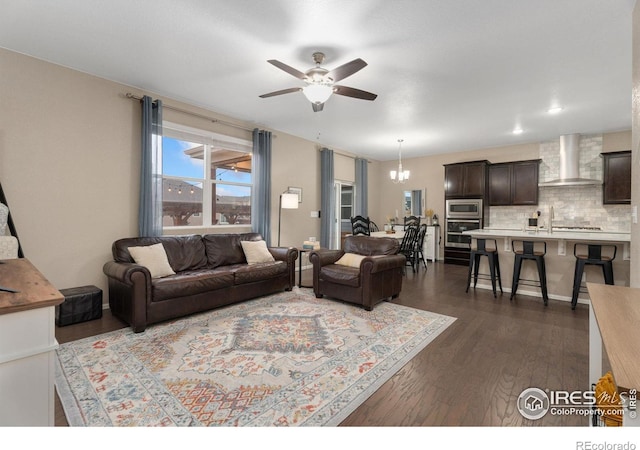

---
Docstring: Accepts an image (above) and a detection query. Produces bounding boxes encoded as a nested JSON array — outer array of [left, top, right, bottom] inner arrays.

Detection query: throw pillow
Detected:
[[128, 243, 176, 278], [240, 240, 275, 265], [0, 203, 8, 235], [335, 252, 366, 268]]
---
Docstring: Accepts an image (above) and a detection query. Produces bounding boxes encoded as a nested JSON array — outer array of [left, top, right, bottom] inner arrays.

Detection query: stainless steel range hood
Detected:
[[538, 134, 602, 187]]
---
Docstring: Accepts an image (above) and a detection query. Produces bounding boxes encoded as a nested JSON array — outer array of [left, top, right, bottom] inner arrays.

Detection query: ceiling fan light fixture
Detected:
[[261, 53, 375, 112], [302, 83, 333, 104]]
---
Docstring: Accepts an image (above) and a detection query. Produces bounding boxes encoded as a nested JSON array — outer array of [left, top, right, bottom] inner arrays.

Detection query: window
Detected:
[[162, 123, 252, 229]]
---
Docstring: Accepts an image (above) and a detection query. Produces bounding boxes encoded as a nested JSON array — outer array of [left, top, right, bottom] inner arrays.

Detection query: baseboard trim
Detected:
[[468, 283, 587, 305]]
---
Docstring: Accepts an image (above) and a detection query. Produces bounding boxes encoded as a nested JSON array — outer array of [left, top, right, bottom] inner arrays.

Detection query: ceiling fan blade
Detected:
[[312, 102, 324, 112], [267, 60, 308, 80], [333, 85, 377, 101], [326, 58, 367, 83], [259, 87, 302, 98]]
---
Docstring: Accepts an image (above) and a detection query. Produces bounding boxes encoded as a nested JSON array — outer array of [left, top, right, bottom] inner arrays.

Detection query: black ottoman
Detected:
[[56, 285, 103, 326]]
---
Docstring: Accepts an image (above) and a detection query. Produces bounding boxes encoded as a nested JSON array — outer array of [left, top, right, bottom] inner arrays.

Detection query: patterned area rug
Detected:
[[55, 288, 455, 426]]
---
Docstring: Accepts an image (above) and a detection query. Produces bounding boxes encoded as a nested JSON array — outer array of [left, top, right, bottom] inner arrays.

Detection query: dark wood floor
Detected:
[[55, 262, 590, 426]]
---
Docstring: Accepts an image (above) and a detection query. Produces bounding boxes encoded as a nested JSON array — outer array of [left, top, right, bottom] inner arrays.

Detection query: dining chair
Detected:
[[413, 224, 428, 271], [351, 215, 371, 236], [369, 221, 379, 233], [403, 215, 420, 230], [399, 225, 418, 273]]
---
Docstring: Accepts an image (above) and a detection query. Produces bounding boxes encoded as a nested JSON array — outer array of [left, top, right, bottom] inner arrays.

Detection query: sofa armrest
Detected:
[[361, 254, 406, 274], [309, 249, 343, 267], [103, 261, 151, 333], [103, 261, 151, 284], [360, 254, 406, 310], [268, 246, 298, 289], [269, 246, 298, 264], [309, 249, 344, 294]]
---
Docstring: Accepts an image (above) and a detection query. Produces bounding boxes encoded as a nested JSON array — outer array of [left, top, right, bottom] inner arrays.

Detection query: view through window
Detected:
[[162, 125, 252, 229]]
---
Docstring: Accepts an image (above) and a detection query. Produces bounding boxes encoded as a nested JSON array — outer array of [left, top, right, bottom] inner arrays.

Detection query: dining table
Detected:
[[370, 230, 405, 240]]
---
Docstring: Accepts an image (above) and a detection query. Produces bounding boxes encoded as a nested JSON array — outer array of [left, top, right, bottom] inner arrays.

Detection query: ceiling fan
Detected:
[[259, 52, 377, 112]]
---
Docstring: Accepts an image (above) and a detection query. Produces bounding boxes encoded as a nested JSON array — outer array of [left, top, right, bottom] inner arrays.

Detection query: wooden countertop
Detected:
[[0, 258, 63, 315], [587, 282, 640, 392], [464, 228, 630, 242]]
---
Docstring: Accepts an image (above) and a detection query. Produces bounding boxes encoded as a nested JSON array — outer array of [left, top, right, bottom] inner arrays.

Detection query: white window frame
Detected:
[[162, 121, 253, 231]]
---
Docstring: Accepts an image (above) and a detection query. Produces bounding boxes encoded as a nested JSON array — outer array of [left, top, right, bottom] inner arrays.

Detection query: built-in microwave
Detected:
[[446, 198, 483, 219]]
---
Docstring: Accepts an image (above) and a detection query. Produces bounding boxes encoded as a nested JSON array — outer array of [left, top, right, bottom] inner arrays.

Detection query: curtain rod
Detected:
[[125, 93, 255, 133], [318, 147, 371, 163]]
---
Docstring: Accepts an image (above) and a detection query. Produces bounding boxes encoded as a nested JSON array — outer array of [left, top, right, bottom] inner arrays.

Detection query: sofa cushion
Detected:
[[241, 240, 275, 265], [151, 269, 235, 302], [113, 235, 208, 271], [233, 261, 287, 285], [203, 233, 263, 268], [344, 236, 399, 256], [128, 243, 176, 279], [161, 235, 209, 272], [320, 264, 361, 287]]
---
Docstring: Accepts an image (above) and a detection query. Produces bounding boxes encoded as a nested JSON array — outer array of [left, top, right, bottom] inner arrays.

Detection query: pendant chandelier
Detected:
[[389, 139, 410, 183]]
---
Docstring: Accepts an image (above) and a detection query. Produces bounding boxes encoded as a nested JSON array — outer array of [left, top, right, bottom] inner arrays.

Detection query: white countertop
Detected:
[[370, 231, 404, 239], [463, 228, 630, 242]]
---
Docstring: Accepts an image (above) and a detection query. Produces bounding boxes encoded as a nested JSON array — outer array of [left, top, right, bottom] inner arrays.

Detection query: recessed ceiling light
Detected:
[[513, 127, 523, 135], [548, 106, 563, 114]]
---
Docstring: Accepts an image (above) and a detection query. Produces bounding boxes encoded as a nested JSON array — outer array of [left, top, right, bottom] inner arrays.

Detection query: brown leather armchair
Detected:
[[309, 236, 405, 310]]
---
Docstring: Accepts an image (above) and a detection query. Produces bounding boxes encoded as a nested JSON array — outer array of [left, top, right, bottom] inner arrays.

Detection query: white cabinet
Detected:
[[0, 306, 58, 426], [425, 226, 440, 261], [0, 259, 63, 426]]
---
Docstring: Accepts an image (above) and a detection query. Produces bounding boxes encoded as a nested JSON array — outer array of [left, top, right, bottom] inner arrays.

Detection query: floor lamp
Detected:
[[278, 192, 299, 246]]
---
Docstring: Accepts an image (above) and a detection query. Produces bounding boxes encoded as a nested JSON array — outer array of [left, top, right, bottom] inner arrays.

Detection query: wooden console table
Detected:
[[587, 282, 640, 426], [0, 258, 63, 426]]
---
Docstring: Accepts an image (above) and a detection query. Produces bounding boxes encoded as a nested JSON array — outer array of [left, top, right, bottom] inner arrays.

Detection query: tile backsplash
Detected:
[[538, 134, 603, 183], [489, 134, 631, 232]]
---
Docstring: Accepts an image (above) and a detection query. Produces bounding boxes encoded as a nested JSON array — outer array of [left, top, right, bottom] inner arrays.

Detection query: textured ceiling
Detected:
[[0, 0, 635, 160]]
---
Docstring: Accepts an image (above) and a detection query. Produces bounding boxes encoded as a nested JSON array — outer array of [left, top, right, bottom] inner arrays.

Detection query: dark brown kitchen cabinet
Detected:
[[444, 164, 464, 197], [489, 159, 540, 206], [511, 160, 540, 205], [444, 161, 489, 198], [601, 151, 631, 204], [488, 163, 511, 205]]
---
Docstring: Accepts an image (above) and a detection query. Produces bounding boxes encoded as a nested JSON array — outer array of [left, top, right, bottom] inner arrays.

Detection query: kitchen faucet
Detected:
[[548, 206, 554, 233]]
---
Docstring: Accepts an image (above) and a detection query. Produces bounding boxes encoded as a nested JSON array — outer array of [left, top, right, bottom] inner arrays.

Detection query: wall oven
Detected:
[[445, 199, 483, 248]]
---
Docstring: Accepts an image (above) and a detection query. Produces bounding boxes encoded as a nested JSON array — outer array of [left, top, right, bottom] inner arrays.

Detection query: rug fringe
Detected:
[[55, 356, 86, 426]]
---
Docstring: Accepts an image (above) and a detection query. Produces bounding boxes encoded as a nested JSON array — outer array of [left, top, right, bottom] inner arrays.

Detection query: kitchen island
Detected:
[[462, 228, 630, 305]]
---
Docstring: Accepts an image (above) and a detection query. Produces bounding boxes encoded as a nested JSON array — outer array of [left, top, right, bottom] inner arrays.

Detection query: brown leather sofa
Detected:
[[309, 235, 405, 310], [103, 233, 298, 332]]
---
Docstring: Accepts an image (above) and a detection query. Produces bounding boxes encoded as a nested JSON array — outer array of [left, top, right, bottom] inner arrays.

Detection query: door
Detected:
[[334, 182, 354, 249]]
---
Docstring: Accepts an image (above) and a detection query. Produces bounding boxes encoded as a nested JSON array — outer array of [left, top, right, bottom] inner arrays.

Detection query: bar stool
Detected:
[[511, 240, 549, 306], [571, 243, 617, 310], [466, 238, 503, 297]]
